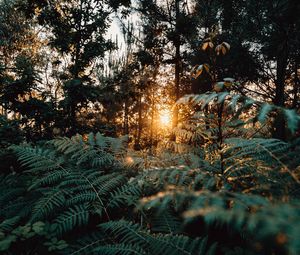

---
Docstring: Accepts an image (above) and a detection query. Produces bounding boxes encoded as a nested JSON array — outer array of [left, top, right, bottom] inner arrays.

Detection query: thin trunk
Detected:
[[150, 89, 155, 154], [292, 61, 299, 108], [124, 96, 129, 135], [272, 40, 288, 140], [222, 0, 234, 31], [69, 0, 83, 136], [172, 0, 181, 130], [135, 94, 143, 150], [217, 102, 225, 174]]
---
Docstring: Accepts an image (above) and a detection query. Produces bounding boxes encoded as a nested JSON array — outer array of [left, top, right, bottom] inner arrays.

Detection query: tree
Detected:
[[138, 0, 197, 129], [0, 0, 57, 141], [217, 0, 300, 139], [21, 0, 131, 135]]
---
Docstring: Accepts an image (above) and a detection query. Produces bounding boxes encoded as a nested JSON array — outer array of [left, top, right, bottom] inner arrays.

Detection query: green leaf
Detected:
[[284, 109, 300, 133], [0, 235, 17, 251], [217, 92, 229, 103], [32, 221, 45, 234], [258, 104, 273, 123]]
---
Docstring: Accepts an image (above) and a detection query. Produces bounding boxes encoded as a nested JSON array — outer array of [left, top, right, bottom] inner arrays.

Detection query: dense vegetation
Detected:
[[0, 0, 300, 254]]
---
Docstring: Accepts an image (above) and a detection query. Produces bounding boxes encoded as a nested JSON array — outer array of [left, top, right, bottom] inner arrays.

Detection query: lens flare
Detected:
[[160, 111, 171, 126]]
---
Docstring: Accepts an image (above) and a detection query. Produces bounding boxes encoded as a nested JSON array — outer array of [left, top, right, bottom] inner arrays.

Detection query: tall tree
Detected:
[[138, 0, 196, 129], [224, 0, 300, 139], [21, 0, 131, 135], [0, 0, 57, 141]]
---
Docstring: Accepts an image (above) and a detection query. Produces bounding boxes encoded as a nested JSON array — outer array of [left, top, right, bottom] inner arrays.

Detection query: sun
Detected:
[[160, 110, 171, 126]]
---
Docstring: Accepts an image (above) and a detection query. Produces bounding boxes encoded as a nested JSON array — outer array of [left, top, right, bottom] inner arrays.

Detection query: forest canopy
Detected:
[[0, 0, 300, 254]]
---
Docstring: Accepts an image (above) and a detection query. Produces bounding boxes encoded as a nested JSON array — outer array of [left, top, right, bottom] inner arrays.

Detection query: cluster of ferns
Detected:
[[1, 92, 300, 255]]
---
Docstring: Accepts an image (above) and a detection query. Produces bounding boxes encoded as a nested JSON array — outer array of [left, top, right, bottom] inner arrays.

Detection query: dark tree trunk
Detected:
[[272, 41, 288, 140], [124, 98, 129, 135], [172, 0, 181, 129], [222, 0, 234, 31], [134, 94, 143, 150], [292, 60, 299, 108]]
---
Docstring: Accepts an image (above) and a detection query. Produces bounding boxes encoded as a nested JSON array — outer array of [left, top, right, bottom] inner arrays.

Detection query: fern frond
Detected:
[[149, 234, 213, 255], [54, 204, 90, 236], [224, 138, 300, 186], [150, 207, 182, 234], [50, 133, 122, 168], [177, 92, 300, 134], [11, 145, 64, 173], [108, 182, 142, 208], [68, 232, 107, 255], [99, 220, 150, 247], [0, 187, 25, 205], [67, 192, 98, 206], [93, 243, 146, 255], [31, 188, 66, 221], [28, 169, 67, 190], [0, 216, 20, 232]]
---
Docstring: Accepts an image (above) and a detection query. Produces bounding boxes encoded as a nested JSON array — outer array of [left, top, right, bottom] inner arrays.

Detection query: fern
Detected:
[[223, 138, 300, 188], [67, 231, 107, 255], [93, 243, 146, 255], [31, 188, 67, 221], [149, 234, 216, 255], [100, 220, 150, 247], [54, 204, 90, 236], [0, 216, 20, 232], [49, 132, 127, 168], [3, 129, 300, 255], [99, 220, 216, 255], [108, 182, 143, 208], [11, 145, 64, 173], [177, 92, 300, 134], [150, 207, 182, 234]]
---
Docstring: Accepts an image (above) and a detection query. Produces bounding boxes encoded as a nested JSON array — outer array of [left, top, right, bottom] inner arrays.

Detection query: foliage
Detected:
[[0, 133, 217, 254], [0, 0, 300, 254], [1, 119, 300, 254]]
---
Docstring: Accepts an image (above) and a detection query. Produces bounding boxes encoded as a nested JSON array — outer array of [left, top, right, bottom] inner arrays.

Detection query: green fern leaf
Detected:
[[93, 243, 146, 255], [257, 103, 273, 123], [54, 204, 90, 236], [283, 109, 300, 133], [31, 189, 66, 221]]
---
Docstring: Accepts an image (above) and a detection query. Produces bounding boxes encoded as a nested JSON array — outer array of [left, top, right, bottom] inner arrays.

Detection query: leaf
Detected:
[[32, 221, 45, 234], [201, 93, 218, 109], [202, 42, 209, 50], [244, 98, 255, 107], [193, 65, 203, 79], [215, 44, 222, 55], [203, 64, 210, 73], [283, 109, 300, 133], [222, 42, 230, 51], [221, 45, 227, 55], [95, 132, 107, 148], [54, 204, 89, 236], [258, 104, 274, 123], [0, 216, 20, 232], [87, 133, 95, 146], [223, 77, 235, 82], [217, 92, 229, 103], [0, 235, 17, 251], [214, 82, 224, 92], [229, 94, 241, 111], [56, 240, 68, 250]]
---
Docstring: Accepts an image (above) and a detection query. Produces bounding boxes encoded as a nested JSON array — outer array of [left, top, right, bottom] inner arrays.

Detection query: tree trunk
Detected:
[[172, 0, 181, 129], [272, 41, 288, 140], [124, 97, 129, 135], [292, 60, 299, 108], [134, 94, 143, 150]]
